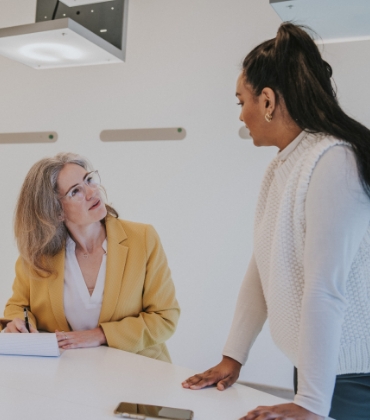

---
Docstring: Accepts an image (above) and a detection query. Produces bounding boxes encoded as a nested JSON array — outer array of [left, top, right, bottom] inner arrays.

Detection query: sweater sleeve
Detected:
[[294, 145, 370, 416], [222, 254, 267, 365]]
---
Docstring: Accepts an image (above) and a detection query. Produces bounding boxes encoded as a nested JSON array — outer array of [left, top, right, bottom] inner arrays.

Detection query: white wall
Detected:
[[0, 0, 369, 390]]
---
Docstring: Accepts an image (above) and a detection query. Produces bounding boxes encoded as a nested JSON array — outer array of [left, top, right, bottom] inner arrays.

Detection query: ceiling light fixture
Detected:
[[61, 0, 115, 5], [0, 0, 128, 69], [270, 0, 370, 43]]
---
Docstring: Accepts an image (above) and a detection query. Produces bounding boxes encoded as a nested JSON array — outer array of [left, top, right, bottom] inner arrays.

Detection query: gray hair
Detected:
[[14, 152, 118, 276]]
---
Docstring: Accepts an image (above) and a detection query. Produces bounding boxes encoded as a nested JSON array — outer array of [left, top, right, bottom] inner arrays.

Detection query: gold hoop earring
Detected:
[[265, 113, 273, 123]]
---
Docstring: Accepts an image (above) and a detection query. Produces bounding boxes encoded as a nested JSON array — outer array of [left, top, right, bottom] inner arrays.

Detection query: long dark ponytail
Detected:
[[242, 22, 370, 198]]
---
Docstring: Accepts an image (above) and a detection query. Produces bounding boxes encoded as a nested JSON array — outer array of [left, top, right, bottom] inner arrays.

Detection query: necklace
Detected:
[[76, 238, 107, 259], [76, 248, 89, 258]]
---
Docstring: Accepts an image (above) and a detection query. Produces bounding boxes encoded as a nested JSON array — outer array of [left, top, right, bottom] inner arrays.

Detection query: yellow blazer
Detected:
[[3, 216, 180, 363]]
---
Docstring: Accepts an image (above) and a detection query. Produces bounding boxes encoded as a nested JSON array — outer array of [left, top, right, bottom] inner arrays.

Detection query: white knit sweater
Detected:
[[223, 131, 370, 416]]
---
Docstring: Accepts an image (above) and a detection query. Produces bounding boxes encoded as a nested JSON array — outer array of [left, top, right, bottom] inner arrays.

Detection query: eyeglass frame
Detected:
[[57, 170, 101, 202]]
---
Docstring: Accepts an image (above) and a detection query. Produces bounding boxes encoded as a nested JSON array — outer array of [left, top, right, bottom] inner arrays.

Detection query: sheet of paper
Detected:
[[0, 333, 60, 357]]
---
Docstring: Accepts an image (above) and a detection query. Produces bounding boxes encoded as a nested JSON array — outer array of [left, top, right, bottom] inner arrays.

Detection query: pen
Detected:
[[24, 307, 30, 332]]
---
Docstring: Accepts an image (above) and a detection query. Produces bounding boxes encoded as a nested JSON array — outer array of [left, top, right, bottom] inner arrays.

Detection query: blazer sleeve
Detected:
[[99, 225, 180, 352], [3, 257, 37, 329]]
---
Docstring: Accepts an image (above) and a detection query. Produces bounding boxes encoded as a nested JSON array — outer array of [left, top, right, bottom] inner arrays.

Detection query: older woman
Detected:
[[182, 23, 370, 420], [1, 153, 180, 362]]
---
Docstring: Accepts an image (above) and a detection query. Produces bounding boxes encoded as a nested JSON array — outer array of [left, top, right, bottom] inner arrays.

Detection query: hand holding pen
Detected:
[[24, 307, 30, 332], [2, 310, 38, 333]]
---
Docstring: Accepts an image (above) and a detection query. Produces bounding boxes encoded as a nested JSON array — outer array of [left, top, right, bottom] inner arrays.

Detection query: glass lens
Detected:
[[67, 185, 85, 201], [63, 171, 101, 202], [85, 171, 100, 187]]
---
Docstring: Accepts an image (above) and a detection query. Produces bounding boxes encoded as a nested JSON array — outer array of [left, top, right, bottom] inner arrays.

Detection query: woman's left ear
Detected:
[[262, 87, 276, 115]]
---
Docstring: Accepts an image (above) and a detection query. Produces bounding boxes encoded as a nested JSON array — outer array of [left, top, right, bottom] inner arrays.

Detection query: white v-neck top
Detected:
[[63, 236, 107, 331]]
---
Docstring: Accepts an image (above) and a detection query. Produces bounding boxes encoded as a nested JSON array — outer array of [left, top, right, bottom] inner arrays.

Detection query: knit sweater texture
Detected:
[[254, 132, 370, 374], [223, 131, 370, 416]]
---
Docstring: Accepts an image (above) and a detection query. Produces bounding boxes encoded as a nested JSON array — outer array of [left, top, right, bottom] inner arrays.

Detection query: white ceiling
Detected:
[[2, 0, 370, 44], [270, 0, 370, 43]]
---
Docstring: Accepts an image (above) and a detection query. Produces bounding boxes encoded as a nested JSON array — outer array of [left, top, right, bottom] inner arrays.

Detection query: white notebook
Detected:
[[0, 333, 60, 357]]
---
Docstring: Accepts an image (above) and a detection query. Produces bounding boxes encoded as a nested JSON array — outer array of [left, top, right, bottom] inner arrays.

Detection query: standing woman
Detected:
[[1, 153, 180, 363], [182, 23, 370, 420]]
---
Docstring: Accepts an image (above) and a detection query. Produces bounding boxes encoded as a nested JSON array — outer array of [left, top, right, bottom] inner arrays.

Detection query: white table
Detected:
[[0, 346, 291, 419]]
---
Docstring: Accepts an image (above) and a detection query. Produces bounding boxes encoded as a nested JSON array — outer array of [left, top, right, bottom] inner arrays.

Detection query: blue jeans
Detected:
[[294, 368, 370, 420]]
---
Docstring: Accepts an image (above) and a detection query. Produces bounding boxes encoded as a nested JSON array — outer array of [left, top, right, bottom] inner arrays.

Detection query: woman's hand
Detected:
[[182, 356, 242, 390], [240, 403, 325, 420], [55, 327, 107, 349], [4, 318, 38, 333]]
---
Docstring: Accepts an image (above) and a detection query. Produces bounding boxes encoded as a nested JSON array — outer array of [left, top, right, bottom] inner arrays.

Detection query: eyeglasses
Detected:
[[59, 170, 101, 202]]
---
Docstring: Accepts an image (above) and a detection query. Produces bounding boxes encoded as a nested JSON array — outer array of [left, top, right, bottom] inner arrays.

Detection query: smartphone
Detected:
[[114, 402, 194, 420]]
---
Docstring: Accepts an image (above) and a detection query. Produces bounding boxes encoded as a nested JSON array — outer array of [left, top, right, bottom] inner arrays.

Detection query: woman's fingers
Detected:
[[55, 327, 106, 349], [5, 318, 28, 333], [216, 376, 235, 390], [57, 338, 76, 349], [182, 357, 241, 390], [183, 372, 219, 389], [55, 330, 70, 348], [240, 403, 325, 420], [13, 318, 28, 332], [187, 373, 235, 390], [182, 370, 215, 388], [56, 332, 76, 349], [29, 324, 39, 333], [182, 373, 206, 387], [3, 318, 38, 333], [240, 407, 283, 420], [240, 407, 270, 420]]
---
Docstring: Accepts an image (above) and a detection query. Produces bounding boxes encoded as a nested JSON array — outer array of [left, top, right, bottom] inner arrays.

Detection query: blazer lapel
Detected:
[[47, 249, 71, 332], [99, 216, 128, 323]]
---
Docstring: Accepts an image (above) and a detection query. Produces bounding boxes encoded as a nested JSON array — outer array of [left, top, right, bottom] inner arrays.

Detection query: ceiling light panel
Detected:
[[270, 0, 370, 43], [0, 19, 123, 69], [61, 0, 114, 6]]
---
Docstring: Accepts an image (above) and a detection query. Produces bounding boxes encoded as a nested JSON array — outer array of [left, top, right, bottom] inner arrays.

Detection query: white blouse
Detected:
[[63, 236, 107, 331]]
